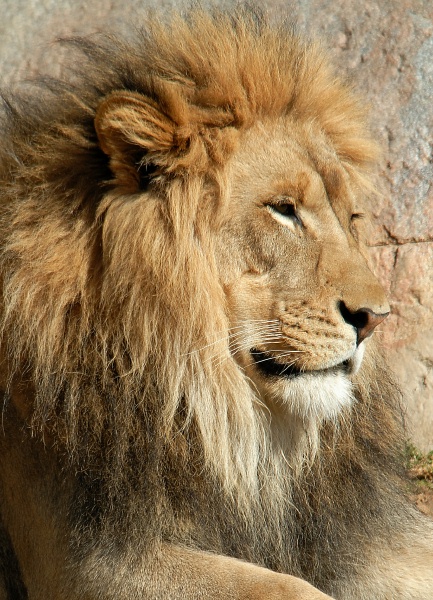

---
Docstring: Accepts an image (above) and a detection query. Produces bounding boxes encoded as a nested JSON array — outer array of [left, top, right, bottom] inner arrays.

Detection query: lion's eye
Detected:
[[272, 203, 296, 217], [267, 201, 302, 227]]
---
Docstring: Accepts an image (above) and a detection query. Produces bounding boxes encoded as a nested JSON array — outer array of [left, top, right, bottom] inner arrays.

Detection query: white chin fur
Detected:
[[251, 344, 365, 423], [276, 370, 355, 422], [256, 366, 357, 422]]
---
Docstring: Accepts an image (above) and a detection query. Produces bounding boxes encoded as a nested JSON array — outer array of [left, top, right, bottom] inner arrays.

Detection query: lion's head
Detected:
[[215, 118, 389, 423], [0, 9, 397, 515]]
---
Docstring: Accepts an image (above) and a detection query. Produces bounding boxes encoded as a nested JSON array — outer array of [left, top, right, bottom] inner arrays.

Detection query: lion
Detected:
[[0, 7, 432, 600]]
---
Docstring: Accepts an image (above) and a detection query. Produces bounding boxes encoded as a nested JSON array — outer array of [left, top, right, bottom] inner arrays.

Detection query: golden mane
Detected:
[[0, 7, 395, 519]]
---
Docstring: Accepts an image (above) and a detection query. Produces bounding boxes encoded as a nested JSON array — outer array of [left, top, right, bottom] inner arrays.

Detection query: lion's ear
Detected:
[[95, 91, 175, 191]]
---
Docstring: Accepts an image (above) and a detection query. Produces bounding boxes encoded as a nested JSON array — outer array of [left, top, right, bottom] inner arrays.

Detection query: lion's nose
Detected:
[[339, 302, 389, 345]]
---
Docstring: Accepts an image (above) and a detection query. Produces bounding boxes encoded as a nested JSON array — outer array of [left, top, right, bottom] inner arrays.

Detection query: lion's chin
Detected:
[[250, 346, 364, 422]]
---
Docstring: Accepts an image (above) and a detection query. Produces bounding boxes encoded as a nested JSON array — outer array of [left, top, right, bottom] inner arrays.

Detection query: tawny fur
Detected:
[[0, 7, 432, 600]]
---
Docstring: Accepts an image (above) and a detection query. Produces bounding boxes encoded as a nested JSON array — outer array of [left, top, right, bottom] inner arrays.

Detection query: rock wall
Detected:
[[1, 0, 432, 449]]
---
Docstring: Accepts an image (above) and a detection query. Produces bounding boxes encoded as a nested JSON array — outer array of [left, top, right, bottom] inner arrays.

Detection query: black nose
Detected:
[[339, 302, 389, 345]]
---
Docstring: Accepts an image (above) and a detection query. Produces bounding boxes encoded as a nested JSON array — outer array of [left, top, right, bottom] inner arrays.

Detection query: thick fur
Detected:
[[0, 7, 432, 600]]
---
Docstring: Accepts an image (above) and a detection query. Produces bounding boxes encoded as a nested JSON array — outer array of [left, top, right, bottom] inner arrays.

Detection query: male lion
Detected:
[[0, 7, 432, 600]]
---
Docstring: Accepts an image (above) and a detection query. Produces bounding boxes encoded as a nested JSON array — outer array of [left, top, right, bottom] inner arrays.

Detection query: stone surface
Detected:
[[1, 0, 432, 449]]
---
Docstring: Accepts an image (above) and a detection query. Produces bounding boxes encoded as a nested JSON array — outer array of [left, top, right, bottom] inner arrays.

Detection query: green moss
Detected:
[[405, 443, 433, 490]]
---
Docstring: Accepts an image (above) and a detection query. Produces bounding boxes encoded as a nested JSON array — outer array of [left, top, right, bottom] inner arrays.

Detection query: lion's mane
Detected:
[[0, 8, 407, 588]]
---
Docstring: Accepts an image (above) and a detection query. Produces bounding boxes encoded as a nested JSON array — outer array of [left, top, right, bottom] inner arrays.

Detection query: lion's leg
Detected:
[[71, 543, 334, 600], [2, 471, 335, 600], [0, 406, 334, 600], [1, 476, 336, 600]]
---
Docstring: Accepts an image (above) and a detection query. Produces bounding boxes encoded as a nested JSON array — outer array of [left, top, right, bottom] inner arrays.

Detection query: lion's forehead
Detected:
[[228, 120, 360, 217]]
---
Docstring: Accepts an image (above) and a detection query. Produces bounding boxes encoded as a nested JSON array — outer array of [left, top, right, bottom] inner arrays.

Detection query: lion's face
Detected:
[[77, 21, 389, 433], [215, 119, 389, 420]]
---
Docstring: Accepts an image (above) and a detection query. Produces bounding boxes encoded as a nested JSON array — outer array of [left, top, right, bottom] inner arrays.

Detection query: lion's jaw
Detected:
[[228, 324, 366, 423], [256, 368, 355, 422], [216, 121, 386, 422], [247, 344, 366, 422]]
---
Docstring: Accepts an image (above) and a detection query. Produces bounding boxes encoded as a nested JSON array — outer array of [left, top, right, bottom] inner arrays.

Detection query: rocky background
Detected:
[[1, 0, 432, 451]]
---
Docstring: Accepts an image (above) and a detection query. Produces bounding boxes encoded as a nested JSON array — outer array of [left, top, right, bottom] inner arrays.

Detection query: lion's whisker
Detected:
[[243, 355, 299, 370], [186, 323, 284, 356], [204, 334, 306, 368]]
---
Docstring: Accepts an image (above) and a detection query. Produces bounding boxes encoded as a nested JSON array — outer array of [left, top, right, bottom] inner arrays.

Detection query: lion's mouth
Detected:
[[251, 349, 302, 378], [250, 348, 350, 379]]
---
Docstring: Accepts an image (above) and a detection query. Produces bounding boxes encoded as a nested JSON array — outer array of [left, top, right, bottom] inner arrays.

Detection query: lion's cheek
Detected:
[[223, 272, 275, 326]]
